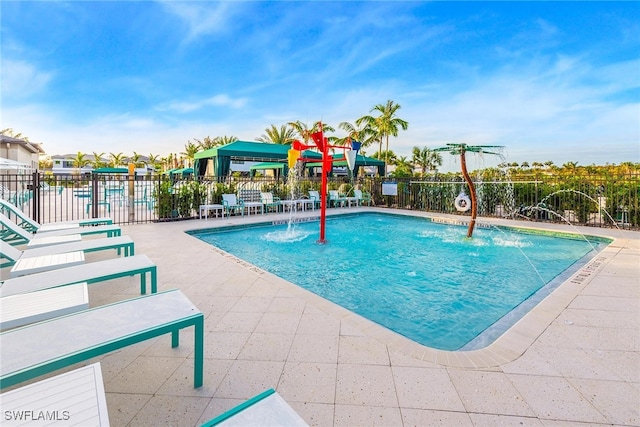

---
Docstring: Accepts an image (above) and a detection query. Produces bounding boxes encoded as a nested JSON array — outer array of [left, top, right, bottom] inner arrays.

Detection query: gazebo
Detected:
[[193, 141, 384, 177]]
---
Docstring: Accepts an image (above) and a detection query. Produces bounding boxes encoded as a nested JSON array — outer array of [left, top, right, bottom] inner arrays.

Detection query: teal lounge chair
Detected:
[[0, 254, 157, 297], [1, 213, 120, 246], [1, 236, 134, 269], [0, 198, 112, 232], [0, 289, 204, 390], [201, 388, 308, 427]]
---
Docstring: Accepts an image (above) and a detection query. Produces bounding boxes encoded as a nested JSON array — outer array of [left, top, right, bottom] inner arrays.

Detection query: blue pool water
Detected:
[[190, 213, 608, 350]]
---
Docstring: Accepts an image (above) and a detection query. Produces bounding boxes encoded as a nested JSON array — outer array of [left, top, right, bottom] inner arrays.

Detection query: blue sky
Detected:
[[2, 1, 639, 172]]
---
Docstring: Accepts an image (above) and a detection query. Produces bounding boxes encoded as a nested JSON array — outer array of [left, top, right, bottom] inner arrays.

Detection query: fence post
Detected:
[[91, 173, 98, 218], [128, 164, 136, 223], [32, 171, 40, 223]]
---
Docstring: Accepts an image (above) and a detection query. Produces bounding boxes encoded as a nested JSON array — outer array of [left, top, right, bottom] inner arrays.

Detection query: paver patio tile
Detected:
[[392, 366, 465, 412], [336, 364, 398, 407], [448, 369, 535, 416], [334, 404, 403, 426], [278, 361, 337, 404], [127, 395, 210, 427], [214, 360, 285, 399], [508, 374, 608, 423]]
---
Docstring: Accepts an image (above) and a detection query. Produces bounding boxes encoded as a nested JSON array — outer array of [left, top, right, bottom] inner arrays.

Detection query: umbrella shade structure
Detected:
[[91, 167, 129, 174], [193, 141, 321, 177], [249, 162, 287, 177], [169, 168, 193, 177]]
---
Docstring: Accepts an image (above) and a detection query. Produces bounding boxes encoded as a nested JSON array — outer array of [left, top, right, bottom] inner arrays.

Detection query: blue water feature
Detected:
[[190, 213, 608, 350]]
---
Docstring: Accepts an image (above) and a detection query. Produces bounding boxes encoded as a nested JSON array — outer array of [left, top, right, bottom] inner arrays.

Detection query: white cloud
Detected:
[[158, 1, 241, 42], [1, 59, 53, 98], [156, 94, 248, 113]]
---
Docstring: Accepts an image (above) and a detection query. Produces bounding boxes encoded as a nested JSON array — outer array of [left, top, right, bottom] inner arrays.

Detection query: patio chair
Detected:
[[0, 363, 109, 424], [0, 253, 157, 297], [238, 190, 263, 215], [0, 289, 204, 390], [40, 182, 64, 195], [0, 213, 120, 247], [353, 189, 372, 206], [328, 190, 347, 208], [261, 192, 282, 213], [222, 194, 244, 217], [201, 388, 308, 427], [308, 190, 321, 209]]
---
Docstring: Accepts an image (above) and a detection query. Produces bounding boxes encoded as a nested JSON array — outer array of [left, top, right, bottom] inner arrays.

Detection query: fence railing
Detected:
[[0, 172, 637, 230]]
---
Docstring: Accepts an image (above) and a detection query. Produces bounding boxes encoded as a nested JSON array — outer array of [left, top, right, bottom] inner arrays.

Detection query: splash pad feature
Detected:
[[434, 143, 505, 238], [289, 123, 361, 243]]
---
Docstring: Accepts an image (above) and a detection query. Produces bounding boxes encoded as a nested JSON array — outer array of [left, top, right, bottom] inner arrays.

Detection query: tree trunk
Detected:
[[460, 149, 477, 238]]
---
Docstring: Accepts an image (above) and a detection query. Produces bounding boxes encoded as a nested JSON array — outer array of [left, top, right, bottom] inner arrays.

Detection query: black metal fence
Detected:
[[1, 172, 638, 230]]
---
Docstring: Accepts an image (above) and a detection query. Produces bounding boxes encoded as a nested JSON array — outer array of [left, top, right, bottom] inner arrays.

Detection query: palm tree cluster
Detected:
[[254, 100, 437, 176]]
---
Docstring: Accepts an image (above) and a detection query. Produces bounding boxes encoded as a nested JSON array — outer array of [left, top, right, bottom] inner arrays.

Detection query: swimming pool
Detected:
[[190, 213, 609, 350]]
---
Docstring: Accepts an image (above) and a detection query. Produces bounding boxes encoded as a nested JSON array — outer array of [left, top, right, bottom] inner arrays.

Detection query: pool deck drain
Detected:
[[3, 208, 637, 426]]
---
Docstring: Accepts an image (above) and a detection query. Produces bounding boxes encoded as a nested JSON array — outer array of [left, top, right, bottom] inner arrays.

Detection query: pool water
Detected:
[[191, 213, 608, 350]]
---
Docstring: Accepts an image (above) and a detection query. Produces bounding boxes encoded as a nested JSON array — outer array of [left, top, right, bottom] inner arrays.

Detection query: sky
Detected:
[[1, 1, 639, 172]]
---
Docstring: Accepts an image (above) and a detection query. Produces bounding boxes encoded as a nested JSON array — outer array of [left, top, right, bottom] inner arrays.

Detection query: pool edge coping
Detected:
[[183, 207, 632, 368]]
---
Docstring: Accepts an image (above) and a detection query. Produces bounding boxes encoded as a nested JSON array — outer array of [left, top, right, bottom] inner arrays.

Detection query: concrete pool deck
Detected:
[[3, 208, 638, 426]]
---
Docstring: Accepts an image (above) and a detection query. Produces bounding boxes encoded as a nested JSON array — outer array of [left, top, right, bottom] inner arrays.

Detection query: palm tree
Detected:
[[91, 152, 106, 169], [356, 100, 408, 173], [73, 152, 89, 174], [412, 146, 443, 176], [393, 155, 413, 177], [215, 135, 238, 146], [108, 152, 125, 168], [181, 142, 200, 167], [147, 154, 161, 172], [338, 120, 375, 151], [256, 124, 296, 144], [130, 151, 145, 168]]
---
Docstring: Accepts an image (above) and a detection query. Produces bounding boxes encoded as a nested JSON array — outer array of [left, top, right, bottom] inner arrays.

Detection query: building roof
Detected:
[[0, 135, 45, 155]]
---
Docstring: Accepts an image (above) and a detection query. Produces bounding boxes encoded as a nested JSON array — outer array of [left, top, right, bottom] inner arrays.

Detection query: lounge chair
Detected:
[[201, 388, 308, 427], [0, 254, 157, 297], [0, 289, 204, 390], [222, 194, 244, 217], [1, 282, 89, 330], [0, 363, 109, 425], [261, 192, 282, 213], [1, 242, 85, 276], [0, 198, 112, 232], [1, 236, 134, 270], [0, 213, 120, 246]]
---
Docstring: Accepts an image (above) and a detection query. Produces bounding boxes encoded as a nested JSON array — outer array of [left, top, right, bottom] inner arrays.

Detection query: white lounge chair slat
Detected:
[[19, 235, 135, 258], [10, 251, 85, 278], [36, 223, 81, 232], [0, 254, 157, 297], [31, 224, 121, 238], [26, 234, 81, 248], [0, 283, 89, 330], [0, 363, 109, 426]]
